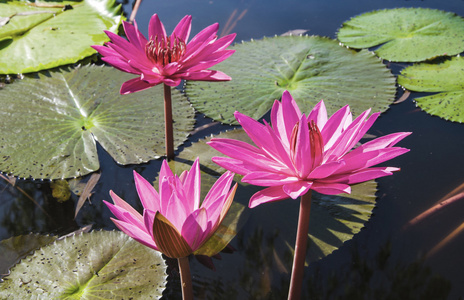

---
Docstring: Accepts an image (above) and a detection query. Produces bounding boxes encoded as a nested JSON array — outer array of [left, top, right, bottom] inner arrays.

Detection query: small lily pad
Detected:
[[177, 129, 377, 261], [397, 56, 464, 123], [0, 65, 195, 179], [0, 231, 167, 299], [337, 8, 464, 62], [185, 35, 396, 125], [0, 0, 123, 74]]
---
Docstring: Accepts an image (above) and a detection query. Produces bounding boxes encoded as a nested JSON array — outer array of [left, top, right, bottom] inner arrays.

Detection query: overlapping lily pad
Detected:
[[337, 8, 464, 62], [398, 56, 464, 123], [0, 230, 167, 299], [0, 0, 123, 74], [176, 129, 377, 261], [185, 35, 396, 125], [0, 65, 195, 179]]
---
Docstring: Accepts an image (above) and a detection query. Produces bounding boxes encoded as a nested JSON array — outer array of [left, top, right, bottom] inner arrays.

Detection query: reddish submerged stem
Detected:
[[164, 84, 174, 160], [178, 256, 193, 300], [288, 190, 312, 300]]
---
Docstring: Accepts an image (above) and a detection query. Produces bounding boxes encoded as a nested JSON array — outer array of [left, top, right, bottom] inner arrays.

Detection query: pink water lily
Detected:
[[208, 90, 411, 208], [104, 158, 237, 258], [92, 14, 236, 94]]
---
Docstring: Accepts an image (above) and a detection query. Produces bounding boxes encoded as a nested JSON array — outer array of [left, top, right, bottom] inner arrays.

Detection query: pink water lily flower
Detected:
[[208, 91, 411, 208], [104, 158, 237, 258], [92, 14, 236, 94]]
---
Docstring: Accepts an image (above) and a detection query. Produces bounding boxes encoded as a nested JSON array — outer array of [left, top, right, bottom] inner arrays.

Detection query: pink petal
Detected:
[[270, 91, 301, 147], [104, 200, 143, 226], [309, 160, 346, 179], [181, 158, 201, 211], [181, 70, 231, 81], [242, 171, 298, 186], [120, 77, 155, 94], [339, 147, 410, 172], [293, 114, 312, 178], [183, 23, 220, 57], [91, 45, 119, 58], [172, 15, 192, 42], [306, 100, 328, 129], [143, 208, 156, 238], [249, 186, 290, 208], [202, 171, 235, 210], [101, 56, 140, 74], [134, 171, 160, 212], [211, 156, 263, 175], [311, 182, 351, 195], [122, 20, 148, 51], [108, 190, 142, 221], [111, 218, 158, 250], [320, 105, 351, 150], [181, 208, 210, 250], [282, 181, 313, 199], [342, 167, 400, 184], [148, 14, 167, 40]]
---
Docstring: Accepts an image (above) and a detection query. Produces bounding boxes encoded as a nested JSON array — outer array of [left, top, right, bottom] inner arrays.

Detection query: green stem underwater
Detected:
[[163, 83, 174, 160], [288, 190, 312, 300], [178, 256, 193, 300]]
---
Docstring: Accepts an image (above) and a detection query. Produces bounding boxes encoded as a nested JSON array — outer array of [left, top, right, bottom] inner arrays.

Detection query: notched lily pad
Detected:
[[0, 65, 195, 179], [0, 230, 167, 299], [185, 35, 395, 125], [0, 0, 123, 74], [398, 56, 464, 123], [337, 8, 464, 62]]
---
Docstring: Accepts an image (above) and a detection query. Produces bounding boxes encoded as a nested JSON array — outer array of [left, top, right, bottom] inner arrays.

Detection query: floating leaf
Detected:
[[0, 0, 123, 74], [397, 56, 464, 123], [0, 231, 167, 299], [0, 234, 57, 278], [337, 8, 464, 62], [0, 65, 195, 179], [185, 35, 395, 124], [177, 129, 377, 262]]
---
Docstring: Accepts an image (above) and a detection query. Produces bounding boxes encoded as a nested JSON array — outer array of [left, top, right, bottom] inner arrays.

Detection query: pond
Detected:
[[1, 0, 464, 299]]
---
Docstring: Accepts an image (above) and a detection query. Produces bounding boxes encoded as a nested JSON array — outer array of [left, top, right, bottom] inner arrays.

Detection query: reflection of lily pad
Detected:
[[185, 35, 395, 124], [0, 65, 195, 180], [0, 231, 167, 299], [177, 129, 377, 262], [337, 8, 464, 62], [398, 56, 464, 123], [0, 0, 123, 74]]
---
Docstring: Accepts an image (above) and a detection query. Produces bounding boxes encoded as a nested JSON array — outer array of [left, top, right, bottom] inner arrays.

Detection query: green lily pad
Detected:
[[398, 56, 464, 123], [177, 129, 377, 262], [0, 65, 195, 180], [0, 234, 57, 278], [0, 0, 123, 74], [0, 231, 167, 299], [337, 8, 464, 62], [185, 35, 395, 125]]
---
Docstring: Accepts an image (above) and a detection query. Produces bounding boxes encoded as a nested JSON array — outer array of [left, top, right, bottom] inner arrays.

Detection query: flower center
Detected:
[[290, 120, 324, 169], [145, 36, 186, 66]]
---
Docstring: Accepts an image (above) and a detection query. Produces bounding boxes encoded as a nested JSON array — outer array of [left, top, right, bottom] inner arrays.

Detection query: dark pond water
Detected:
[[2, 0, 464, 299]]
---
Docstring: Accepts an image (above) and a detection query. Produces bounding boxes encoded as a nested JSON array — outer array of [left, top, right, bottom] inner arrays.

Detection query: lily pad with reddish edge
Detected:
[[185, 35, 395, 125]]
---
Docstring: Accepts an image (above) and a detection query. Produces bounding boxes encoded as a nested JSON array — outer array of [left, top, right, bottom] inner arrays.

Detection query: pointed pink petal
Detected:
[[202, 171, 235, 210], [340, 167, 400, 184], [181, 158, 201, 211], [101, 56, 140, 74], [270, 91, 301, 147], [181, 208, 210, 250], [143, 208, 156, 238], [181, 70, 231, 81], [293, 114, 312, 178], [211, 156, 263, 175], [339, 148, 410, 172], [282, 181, 313, 199], [249, 186, 290, 208], [91, 45, 119, 58], [307, 100, 328, 129], [320, 105, 351, 150], [172, 15, 192, 42], [122, 20, 148, 51], [183, 23, 219, 57], [134, 171, 160, 212], [311, 182, 351, 195], [108, 191, 143, 221], [242, 171, 298, 186], [120, 77, 155, 94], [111, 218, 158, 250], [309, 160, 346, 179], [104, 200, 143, 226], [148, 14, 166, 40]]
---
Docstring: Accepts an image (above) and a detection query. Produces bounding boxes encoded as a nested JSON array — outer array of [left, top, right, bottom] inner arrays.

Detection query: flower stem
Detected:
[[177, 256, 193, 300], [163, 83, 174, 160], [288, 190, 312, 300]]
